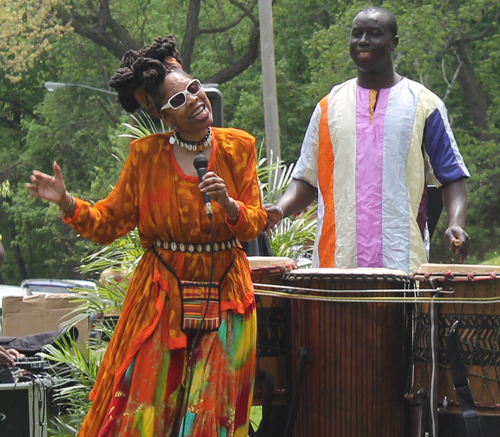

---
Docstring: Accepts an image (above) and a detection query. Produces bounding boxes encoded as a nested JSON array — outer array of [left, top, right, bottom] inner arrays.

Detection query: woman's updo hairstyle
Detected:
[[131, 57, 166, 95], [142, 35, 182, 68], [109, 35, 182, 113]]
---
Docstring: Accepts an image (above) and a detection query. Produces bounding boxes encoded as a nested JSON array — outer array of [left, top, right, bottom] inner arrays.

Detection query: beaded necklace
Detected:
[[169, 127, 212, 152]]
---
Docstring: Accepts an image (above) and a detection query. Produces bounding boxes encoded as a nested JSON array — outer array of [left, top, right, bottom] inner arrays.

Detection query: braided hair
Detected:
[[109, 35, 183, 114], [142, 36, 182, 67]]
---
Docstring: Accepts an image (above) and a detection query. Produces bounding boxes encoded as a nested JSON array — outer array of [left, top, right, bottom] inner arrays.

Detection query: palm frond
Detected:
[[40, 336, 101, 435], [257, 141, 318, 259], [118, 113, 170, 139], [270, 205, 318, 258]]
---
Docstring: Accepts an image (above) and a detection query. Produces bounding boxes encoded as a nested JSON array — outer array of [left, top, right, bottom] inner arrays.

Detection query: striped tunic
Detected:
[[292, 77, 469, 274]]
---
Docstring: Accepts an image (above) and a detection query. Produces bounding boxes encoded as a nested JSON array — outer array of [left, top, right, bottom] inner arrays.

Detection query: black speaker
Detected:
[[203, 85, 224, 128], [0, 381, 48, 437]]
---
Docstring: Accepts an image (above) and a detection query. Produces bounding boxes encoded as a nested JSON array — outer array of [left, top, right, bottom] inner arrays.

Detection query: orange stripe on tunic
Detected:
[[316, 96, 336, 267]]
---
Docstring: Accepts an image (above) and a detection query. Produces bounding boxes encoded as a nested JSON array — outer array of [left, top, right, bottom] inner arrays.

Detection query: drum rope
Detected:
[[256, 282, 428, 294], [254, 285, 500, 304], [429, 295, 439, 437], [252, 266, 500, 420], [410, 278, 500, 413]]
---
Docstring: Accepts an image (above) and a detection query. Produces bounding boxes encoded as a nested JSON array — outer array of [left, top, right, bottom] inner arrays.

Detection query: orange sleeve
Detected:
[[220, 129, 266, 242], [63, 144, 140, 245]]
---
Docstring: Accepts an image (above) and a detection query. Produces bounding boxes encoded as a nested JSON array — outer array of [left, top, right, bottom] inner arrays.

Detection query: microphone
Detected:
[[193, 154, 213, 218]]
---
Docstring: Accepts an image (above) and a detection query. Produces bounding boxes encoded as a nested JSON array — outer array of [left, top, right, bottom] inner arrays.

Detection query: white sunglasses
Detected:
[[161, 79, 202, 111]]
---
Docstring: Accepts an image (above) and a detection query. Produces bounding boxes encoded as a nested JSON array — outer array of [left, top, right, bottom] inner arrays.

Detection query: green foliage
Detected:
[[481, 250, 500, 266], [1, 0, 500, 431], [429, 130, 500, 264], [256, 143, 318, 258], [226, 71, 265, 143], [40, 335, 101, 436], [119, 113, 169, 140], [0, 0, 499, 276]]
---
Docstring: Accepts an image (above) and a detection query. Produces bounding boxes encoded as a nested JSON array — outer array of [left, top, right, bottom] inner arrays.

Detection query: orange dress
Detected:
[[64, 127, 266, 436]]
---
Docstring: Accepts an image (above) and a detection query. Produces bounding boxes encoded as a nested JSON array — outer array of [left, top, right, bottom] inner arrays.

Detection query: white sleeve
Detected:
[[291, 103, 321, 188]]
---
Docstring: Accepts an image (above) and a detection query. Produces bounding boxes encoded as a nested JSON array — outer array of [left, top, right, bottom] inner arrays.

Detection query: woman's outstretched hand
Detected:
[[26, 161, 67, 207]]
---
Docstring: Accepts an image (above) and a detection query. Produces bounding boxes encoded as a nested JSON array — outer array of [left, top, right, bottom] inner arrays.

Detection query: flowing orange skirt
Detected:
[[93, 301, 256, 437]]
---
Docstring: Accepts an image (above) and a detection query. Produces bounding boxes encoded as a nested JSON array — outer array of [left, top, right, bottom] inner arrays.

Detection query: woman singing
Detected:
[[26, 36, 266, 437]]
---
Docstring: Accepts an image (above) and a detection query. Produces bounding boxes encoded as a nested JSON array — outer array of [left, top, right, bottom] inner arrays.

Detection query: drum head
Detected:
[[415, 263, 500, 280], [247, 256, 295, 268], [247, 256, 297, 281], [285, 267, 409, 283]]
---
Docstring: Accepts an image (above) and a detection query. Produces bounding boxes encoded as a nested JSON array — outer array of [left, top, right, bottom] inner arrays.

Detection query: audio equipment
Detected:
[[15, 357, 50, 372], [0, 380, 50, 437]]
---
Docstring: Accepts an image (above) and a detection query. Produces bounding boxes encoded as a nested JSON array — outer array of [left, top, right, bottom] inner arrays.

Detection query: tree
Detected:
[[1, 0, 500, 283], [0, 0, 261, 85]]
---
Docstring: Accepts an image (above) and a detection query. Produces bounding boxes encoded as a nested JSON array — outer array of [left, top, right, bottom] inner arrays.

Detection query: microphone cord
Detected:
[[180, 212, 215, 437]]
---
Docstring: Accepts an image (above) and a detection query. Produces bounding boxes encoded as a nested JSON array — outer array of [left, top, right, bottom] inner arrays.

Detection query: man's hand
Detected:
[[264, 204, 284, 231], [0, 346, 23, 367], [444, 226, 471, 263], [442, 178, 469, 263]]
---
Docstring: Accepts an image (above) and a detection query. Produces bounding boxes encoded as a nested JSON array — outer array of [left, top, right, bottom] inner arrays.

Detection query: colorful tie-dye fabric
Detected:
[[292, 77, 469, 274], [97, 303, 257, 437], [62, 128, 266, 436]]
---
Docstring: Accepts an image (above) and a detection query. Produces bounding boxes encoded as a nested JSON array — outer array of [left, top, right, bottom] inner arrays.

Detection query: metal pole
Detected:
[[44, 82, 117, 96], [258, 0, 281, 164], [68, 83, 117, 96]]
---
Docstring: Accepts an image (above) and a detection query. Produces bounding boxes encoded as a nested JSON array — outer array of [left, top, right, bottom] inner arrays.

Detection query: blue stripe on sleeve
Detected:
[[424, 107, 469, 185]]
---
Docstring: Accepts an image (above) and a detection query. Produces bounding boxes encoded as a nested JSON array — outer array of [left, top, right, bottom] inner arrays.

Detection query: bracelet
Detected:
[[275, 205, 285, 221], [226, 201, 240, 222], [60, 192, 74, 216]]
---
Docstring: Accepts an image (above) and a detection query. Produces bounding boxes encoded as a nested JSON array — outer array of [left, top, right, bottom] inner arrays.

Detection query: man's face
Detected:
[[349, 10, 398, 75]]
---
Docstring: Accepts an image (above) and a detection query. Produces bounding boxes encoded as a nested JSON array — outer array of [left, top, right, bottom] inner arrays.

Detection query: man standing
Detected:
[[266, 7, 470, 274]]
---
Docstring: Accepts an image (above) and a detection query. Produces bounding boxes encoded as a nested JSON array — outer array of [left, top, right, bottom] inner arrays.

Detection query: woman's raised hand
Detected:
[[199, 171, 231, 206], [26, 161, 67, 206]]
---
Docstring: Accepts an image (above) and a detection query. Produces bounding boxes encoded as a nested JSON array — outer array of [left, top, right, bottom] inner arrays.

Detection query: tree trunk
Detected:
[[181, 0, 202, 73], [10, 229, 28, 280], [206, 25, 260, 84], [56, 6, 142, 59], [454, 47, 497, 142], [57, 0, 259, 83]]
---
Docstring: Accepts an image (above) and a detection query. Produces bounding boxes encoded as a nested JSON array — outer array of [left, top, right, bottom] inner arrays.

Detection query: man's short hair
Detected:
[[356, 7, 398, 37]]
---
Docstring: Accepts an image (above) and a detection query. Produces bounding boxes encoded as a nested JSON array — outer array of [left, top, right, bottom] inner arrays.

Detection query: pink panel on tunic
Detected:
[[355, 87, 390, 267]]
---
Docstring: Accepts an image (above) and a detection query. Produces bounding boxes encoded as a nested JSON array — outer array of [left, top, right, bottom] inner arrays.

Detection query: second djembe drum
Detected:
[[412, 263, 500, 416], [248, 256, 296, 406]]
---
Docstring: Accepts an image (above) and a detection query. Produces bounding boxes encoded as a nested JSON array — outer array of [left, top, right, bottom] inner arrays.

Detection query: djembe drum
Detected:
[[248, 256, 296, 405], [412, 264, 500, 419], [285, 268, 412, 437], [284, 268, 412, 437]]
